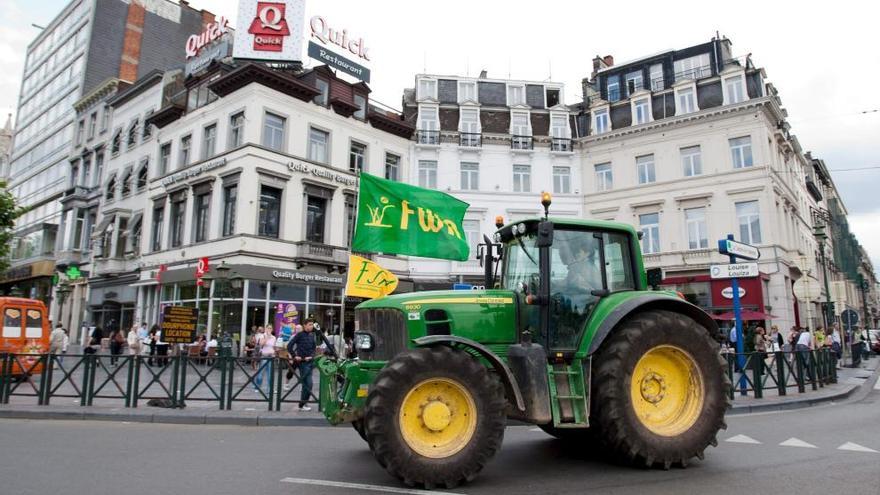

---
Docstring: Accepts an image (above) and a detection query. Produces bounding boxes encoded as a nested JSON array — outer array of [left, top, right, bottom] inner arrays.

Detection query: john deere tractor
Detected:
[[317, 194, 730, 488]]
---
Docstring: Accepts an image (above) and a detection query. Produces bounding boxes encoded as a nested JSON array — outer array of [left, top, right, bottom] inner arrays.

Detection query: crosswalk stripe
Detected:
[[837, 442, 879, 453], [779, 437, 817, 448], [280, 478, 465, 495], [725, 434, 761, 444]]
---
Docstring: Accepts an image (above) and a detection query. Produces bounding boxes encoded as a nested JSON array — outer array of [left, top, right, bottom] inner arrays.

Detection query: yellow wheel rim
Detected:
[[399, 377, 477, 458], [630, 345, 704, 437]]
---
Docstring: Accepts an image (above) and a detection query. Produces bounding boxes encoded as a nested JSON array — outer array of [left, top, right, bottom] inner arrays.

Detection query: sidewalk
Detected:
[[1, 355, 877, 426]]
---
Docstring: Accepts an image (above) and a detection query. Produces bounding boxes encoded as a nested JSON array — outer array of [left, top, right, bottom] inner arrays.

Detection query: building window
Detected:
[[650, 63, 664, 91], [101, 105, 110, 132], [159, 142, 171, 175], [142, 112, 153, 140], [463, 220, 480, 256], [625, 70, 644, 95], [460, 162, 479, 190], [685, 207, 708, 249], [553, 166, 571, 194], [81, 157, 91, 187], [169, 197, 186, 247], [724, 75, 746, 104], [674, 53, 711, 81], [458, 81, 477, 103], [639, 213, 660, 254], [418, 160, 437, 189], [510, 111, 531, 149], [73, 209, 86, 251], [88, 112, 97, 140], [353, 94, 367, 120], [730, 136, 753, 168], [306, 195, 327, 243], [736, 201, 761, 245], [193, 191, 211, 243], [418, 106, 439, 144], [677, 87, 696, 114], [345, 197, 356, 247], [136, 161, 148, 190], [105, 175, 116, 201], [127, 120, 139, 148], [222, 184, 237, 237], [111, 129, 121, 154], [681, 145, 702, 177], [229, 112, 245, 149], [459, 108, 480, 146], [607, 75, 620, 102], [349, 141, 366, 173], [512, 164, 531, 193], [179, 135, 191, 168], [263, 113, 285, 151], [507, 84, 526, 106], [595, 163, 613, 191], [546, 88, 561, 107], [637, 154, 656, 184], [76, 119, 84, 145], [258, 185, 282, 238], [417, 79, 437, 100], [385, 153, 400, 181], [314, 79, 329, 106], [202, 124, 217, 159], [550, 114, 569, 151], [593, 108, 609, 134], [633, 98, 651, 125], [94, 153, 104, 187], [151, 205, 164, 252], [308, 127, 330, 163]]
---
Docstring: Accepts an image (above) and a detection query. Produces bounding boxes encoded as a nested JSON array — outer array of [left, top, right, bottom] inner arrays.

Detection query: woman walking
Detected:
[[127, 325, 142, 357], [254, 327, 276, 393], [109, 327, 125, 365]]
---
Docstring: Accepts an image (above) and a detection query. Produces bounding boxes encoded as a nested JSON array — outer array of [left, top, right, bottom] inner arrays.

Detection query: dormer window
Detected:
[[417, 78, 437, 100], [675, 86, 698, 115], [417, 106, 439, 144], [459, 108, 480, 147], [632, 98, 652, 125], [458, 81, 477, 103], [593, 108, 610, 135], [546, 88, 561, 107], [353, 94, 367, 120], [723, 74, 746, 105], [625, 70, 643, 96], [607, 75, 621, 102], [314, 78, 329, 106], [507, 84, 526, 106], [674, 53, 711, 81], [649, 63, 664, 91]]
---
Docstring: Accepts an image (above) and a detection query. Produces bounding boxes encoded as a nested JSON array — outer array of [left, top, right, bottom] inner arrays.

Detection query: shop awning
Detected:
[[90, 214, 115, 239], [712, 309, 779, 321]]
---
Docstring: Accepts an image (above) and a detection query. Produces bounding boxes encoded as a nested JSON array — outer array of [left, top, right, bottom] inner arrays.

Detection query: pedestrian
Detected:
[[754, 326, 768, 355], [254, 327, 275, 393], [287, 319, 317, 411], [84, 327, 103, 355], [796, 327, 814, 381], [155, 326, 169, 366], [252, 326, 265, 371], [148, 326, 158, 366], [138, 322, 149, 346], [813, 326, 825, 350], [60, 328, 69, 363], [109, 327, 125, 365], [768, 325, 783, 353], [49, 323, 66, 360], [127, 325, 142, 357]]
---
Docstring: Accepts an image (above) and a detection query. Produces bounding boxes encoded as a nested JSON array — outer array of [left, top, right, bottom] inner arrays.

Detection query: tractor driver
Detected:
[[563, 233, 602, 292]]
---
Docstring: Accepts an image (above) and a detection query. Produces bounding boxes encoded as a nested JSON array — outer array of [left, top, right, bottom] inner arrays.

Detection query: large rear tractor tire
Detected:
[[352, 418, 368, 442], [591, 309, 730, 469], [363, 346, 506, 488]]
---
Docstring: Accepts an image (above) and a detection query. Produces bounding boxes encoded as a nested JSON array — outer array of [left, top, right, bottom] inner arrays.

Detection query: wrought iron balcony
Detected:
[[459, 132, 481, 148], [416, 130, 440, 145], [294, 241, 348, 264], [511, 135, 533, 150], [674, 65, 713, 82], [551, 138, 573, 152]]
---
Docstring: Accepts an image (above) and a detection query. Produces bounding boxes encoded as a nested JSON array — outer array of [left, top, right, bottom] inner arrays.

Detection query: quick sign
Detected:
[[710, 263, 759, 280], [721, 286, 747, 299], [233, 0, 305, 62], [307, 41, 371, 83], [309, 15, 370, 61], [718, 239, 760, 260], [185, 16, 230, 58]]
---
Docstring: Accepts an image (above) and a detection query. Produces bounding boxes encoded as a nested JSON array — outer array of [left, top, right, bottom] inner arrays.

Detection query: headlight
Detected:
[[354, 332, 373, 351]]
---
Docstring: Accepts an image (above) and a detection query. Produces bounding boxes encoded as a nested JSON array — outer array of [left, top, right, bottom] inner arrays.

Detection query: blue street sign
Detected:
[[720, 234, 748, 396], [453, 283, 473, 291]]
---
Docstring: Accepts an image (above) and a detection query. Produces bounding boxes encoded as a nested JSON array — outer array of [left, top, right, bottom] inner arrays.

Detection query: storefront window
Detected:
[[661, 281, 711, 308], [161, 284, 175, 301], [311, 287, 342, 305], [270, 282, 306, 302], [249, 281, 268, 300], [178, 282, 197, 301], [246, 301, 268, 330]]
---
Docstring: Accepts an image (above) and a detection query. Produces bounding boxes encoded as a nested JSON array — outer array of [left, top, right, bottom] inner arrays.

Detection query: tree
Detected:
[[0, 180, 26, 274]]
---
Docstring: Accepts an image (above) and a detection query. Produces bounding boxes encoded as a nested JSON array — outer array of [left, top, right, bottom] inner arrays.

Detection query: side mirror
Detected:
[[646, 267, 663, 290]]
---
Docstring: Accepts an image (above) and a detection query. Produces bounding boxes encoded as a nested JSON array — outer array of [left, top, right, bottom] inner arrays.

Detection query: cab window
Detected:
[[3, 308, 22, 338], [26, 309, 44, 338]]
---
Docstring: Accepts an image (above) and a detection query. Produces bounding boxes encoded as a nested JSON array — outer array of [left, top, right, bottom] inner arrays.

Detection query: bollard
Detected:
[[751, 352, 763, 399], [775, 351, 786, 396], [274, 357, 284, 412], [130, 355, 141, 408], [177, 355, 188, 409], [808, 352, 818, 391], [795, 351, 806, 393], [0, 353, 10, 404], [38, 354, 51, 406]]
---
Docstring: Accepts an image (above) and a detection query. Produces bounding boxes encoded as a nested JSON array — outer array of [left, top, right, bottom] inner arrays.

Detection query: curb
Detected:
[[0, 407, 333, 427]]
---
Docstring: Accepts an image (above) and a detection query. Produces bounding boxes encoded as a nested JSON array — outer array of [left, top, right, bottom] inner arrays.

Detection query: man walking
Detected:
[[49, 324, 66, 367], [796, 327, 814, 381], [287, 319, 318, 412]]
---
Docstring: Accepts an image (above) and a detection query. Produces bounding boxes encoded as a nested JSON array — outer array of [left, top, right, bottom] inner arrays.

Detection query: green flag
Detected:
[[353, 173, 470, 261]]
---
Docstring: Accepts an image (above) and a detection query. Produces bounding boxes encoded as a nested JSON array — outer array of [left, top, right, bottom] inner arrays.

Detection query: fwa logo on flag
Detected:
[[352, 174, 470, 261], [345, 254, 398, 299]]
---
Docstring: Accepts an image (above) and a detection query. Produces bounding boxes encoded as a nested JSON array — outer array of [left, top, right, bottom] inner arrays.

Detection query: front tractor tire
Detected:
[[363, 346, 506, 488], [591, 309, 730, 469]]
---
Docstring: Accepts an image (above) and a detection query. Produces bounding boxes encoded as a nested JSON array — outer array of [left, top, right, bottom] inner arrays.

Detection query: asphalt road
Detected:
[[2, 382, 879, 495]]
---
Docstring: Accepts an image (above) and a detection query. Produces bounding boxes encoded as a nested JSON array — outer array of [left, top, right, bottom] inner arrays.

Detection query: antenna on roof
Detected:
[[423, 51, 427, 74], [466, 57, 470, 77], [508, 58, 511, 79], [548, 59, 552, 81]]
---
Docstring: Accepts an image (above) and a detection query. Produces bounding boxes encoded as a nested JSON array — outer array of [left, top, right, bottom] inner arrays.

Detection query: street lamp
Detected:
[[813, 222, 833, 328]]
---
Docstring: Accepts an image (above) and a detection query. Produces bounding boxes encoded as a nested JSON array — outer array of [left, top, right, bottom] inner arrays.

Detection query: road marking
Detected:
[[837, 442, 879, 453], [280, 478, 465, 495], [779, 438, 817, 448], [529, 427, 543, 432], [874, 378, 880, 390], [725, 434, 761, 444]]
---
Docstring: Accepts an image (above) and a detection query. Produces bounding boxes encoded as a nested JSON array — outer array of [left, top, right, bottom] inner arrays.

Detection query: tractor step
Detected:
[[548, 359, 590, 428]]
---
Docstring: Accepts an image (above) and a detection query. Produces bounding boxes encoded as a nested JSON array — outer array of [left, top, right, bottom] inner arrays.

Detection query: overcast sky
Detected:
[[2, 0, 878, 274]]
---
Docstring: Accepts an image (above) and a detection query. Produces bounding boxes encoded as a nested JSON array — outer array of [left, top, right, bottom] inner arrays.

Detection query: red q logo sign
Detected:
[[248, 2, 290, 52]]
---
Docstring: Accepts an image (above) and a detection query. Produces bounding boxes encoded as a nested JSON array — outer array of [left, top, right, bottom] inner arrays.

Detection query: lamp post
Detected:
[[813, 223, 833, 328], [200, 261, 242, 355]]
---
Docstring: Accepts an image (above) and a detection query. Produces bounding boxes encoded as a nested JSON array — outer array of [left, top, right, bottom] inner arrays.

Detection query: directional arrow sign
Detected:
[[718, 239, 760, 260], [710, 263, 759, 280]]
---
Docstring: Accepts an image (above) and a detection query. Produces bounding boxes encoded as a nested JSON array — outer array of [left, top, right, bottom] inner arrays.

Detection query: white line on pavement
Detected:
[[837, 442, 879, 453], [874, 378, 880, 390], [529, 427, 543, 432], [280, 478, 466, 495], [779, 438, 817, 448], [725, 434, 761, 444]]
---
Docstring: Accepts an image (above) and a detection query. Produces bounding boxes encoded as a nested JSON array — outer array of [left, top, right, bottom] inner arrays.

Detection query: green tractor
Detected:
[[317, 194, 730, 488]]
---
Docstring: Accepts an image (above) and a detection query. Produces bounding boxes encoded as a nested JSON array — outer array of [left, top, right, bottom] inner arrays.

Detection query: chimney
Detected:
[[479, 69, 488, 79], [602, 55, 614, 67], [592, 56, 603, 73]]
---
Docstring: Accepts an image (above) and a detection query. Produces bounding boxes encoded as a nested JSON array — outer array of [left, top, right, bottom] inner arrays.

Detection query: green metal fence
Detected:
[[725, 348, 838, 399]]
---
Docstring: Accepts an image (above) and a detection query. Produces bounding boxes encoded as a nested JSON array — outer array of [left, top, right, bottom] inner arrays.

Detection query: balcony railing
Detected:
[[459, 132, 481, 148], [511, 135, 533, 150], [294, 241, 348, 264], [674, 65, 713, 82], [416, 130, 440, 145], [551, 138, 573, 152]]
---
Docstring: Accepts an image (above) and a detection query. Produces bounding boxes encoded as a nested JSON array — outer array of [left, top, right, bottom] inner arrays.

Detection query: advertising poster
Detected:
[[274, 302, 299, 342]]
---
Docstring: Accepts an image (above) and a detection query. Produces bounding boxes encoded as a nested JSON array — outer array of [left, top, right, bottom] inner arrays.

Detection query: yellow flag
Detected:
[[345, 254, 399, 299]]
